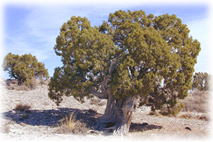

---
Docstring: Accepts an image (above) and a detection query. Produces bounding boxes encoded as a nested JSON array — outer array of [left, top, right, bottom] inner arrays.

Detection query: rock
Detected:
[[185, 127, 191, 131], [20, 122, 27, 126], [141, 122, 149, 126]]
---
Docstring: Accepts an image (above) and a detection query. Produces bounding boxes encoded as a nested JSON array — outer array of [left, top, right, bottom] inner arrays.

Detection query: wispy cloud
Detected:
[[3, 4, 130, 77], [2, 4, 211, 78], [4, 5, 124, 61]]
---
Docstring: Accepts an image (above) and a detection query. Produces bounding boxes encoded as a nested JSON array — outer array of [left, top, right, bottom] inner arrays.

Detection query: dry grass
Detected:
[[61, 112, 77, 131], [179, 112, 210, 121], [6, 78, 49, 91], [148, 89, 211, 121], [29, 77, 37, 90], [15, 104, 31, 111], [56, 111, 89, 135], [180, 89, 210, 113], [177, 89, 211, 121]]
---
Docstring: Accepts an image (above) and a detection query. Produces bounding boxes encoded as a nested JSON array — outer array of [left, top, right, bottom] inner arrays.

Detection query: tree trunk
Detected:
[[95, 95, 135, 135]]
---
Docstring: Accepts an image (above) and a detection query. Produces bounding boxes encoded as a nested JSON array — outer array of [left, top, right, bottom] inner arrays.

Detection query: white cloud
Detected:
[[3, 3, 212, 79], [3, 6, 71, 62], [3, 4, 130, 61], [4, 36, 50, 60], [2, 4, 129, 78]]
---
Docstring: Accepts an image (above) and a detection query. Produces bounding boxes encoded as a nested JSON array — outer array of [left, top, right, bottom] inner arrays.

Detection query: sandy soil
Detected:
[[0, 83, 211, 141]]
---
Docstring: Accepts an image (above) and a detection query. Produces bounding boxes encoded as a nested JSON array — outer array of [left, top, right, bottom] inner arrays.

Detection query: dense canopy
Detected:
[[48, 10, 200, 134]]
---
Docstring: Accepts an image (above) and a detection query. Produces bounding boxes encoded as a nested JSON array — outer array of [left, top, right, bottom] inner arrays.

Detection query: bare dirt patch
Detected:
[[0, 83, 211, 140]]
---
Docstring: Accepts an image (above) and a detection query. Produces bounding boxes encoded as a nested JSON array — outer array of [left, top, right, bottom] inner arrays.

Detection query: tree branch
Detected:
[[89, 87, 108, 99], [109, 56, 118, 76]]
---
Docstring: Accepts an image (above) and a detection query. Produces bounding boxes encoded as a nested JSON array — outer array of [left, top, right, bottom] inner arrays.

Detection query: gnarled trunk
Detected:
[[91, 56, 135, 135], [95, 95, 135, 135]]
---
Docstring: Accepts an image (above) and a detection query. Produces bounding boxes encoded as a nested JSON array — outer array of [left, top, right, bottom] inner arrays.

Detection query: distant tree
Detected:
[[2, 53, 49, 86], [192, 72, 211, 91], [48, 10, 201, 135]]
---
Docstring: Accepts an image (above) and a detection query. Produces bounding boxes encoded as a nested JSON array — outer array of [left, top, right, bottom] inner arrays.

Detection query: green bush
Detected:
[[192, 72, 211, 91], [160, 102, 185, 116], [2, 53, 49, 87]]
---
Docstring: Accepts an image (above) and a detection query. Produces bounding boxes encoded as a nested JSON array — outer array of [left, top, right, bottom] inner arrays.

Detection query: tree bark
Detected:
[[95, 95, 135, 135], [93, 56, 135, 135]]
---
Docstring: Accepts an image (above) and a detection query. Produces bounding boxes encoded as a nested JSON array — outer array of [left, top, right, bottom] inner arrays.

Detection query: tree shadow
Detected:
[[2, 108, 102, 129], [130, 122, 162, 132], [2, 108, 162, 133]]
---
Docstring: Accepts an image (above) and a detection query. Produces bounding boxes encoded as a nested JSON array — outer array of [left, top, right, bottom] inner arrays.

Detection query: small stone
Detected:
[[185, 127, 191, 131], [20, 122, 26, 126], [142, 122, 149, 126]]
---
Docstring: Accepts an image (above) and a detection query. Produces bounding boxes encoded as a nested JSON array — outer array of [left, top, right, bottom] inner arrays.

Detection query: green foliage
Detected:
[[192, 72, 211, 91], [2, 53, 49, 86], [160, 102, 185, 116], [49, 10, 200, 110]]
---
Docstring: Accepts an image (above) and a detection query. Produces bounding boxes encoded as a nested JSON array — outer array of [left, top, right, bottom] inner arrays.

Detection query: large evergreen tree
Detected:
[[48, 10, 200, 135]]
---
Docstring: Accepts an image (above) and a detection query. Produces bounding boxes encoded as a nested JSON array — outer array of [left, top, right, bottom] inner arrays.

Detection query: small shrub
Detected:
[[15, 104, 31, 111], [179, 112, 210, 121], [159, 102, 185, 116], [29, 77, 37, 89], [179, 112, 194, 119], [199, 114, 210, 121], [180, 89, 210, 113], [56, 112, 89, 134], [56, 112, 78, 134], [62, 112, 77, 131]]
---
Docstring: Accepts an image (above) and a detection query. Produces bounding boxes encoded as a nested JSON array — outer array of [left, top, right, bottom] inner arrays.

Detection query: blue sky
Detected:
[[1, 1, 211, 79]]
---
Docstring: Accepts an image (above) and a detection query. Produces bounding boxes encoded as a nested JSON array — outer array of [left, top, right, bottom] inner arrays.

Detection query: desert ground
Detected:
[[0, 80, 212, 141]]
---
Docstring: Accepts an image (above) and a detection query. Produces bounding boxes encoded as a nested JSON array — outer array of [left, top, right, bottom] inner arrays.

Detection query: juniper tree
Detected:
[[3, 53, 49, 86], [192, 72, 211, 91], [48, 10, 200, 135]]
